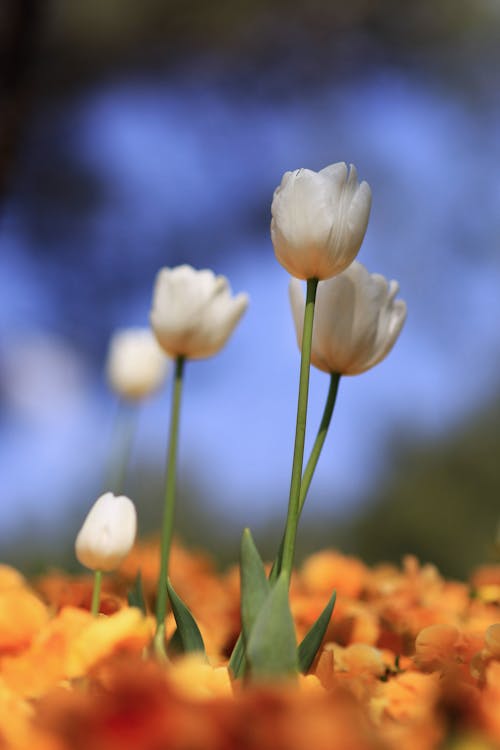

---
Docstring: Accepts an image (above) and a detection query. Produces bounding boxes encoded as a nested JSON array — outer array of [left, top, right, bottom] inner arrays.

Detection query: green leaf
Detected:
[[246, 572, 298, 681], [229, 529, 269, 679], [166, 627, 183, 657], [127, 570, 147, 615], [166, 578, 206, 658], [297, 591, 336, 674], [240, 528, 270, 644], [228, 633, 245, 679]]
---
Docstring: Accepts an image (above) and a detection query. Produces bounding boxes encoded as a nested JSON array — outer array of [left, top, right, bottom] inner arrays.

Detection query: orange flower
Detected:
[[331, 643, 387, 678], [0, 678, 61, 750], [375, 671, 440, 724], [1, 540, 500, 749], [1, 607, 153, 699], [415, 624, 461, 670], [0, 575, 49, 655], [165, 654, 232, 701], [66, 608, 153, 679], [0, 565, 27, 591], [119, 539, 235, 659], [1, 606, 91, 698], [484, 624, 500, 658], [480, 660, 500, 742], [300, 550, 368, 599], [35, 571, 125, 615], [469, 624, 500, 683]]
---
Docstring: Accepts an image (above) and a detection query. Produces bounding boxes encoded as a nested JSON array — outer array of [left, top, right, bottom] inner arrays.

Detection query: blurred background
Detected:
[[1, 0, 499, 578]]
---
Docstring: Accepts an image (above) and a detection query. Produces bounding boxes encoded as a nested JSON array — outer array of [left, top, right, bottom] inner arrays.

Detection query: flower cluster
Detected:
[[271, 162, 406, 376], [0, 541, 499, 749], [3, 160, 417, 748]]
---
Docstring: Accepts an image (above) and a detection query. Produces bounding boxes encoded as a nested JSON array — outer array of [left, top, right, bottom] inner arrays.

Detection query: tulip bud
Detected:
[[106, 327, 169, 400], [271, 162, 372, 280], [150, 264, 249, 360], [289, 261, 406, 375], [75, 492, 137, 572]]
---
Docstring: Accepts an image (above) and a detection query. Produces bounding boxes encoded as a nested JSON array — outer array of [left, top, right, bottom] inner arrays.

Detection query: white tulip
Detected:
[[289, 261, 407, 375], [106, 327, 170, 400], [271, 162, 372, 280], [150, 264, 249, 359], [75, 492, 137, 571]]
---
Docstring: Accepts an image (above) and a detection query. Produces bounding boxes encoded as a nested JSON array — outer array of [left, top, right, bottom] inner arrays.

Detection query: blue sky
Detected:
[[1, 68, 499, 540]]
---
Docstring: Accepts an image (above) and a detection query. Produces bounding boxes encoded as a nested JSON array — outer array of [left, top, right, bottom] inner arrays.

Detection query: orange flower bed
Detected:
[[1, 541, 500, 750]]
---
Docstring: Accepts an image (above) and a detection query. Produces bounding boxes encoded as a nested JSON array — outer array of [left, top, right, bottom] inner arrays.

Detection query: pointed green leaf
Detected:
[[297, 591, 336, 674], [228, 633, 246, 679], [240, 528, 270, 644], [127, 570, 147, 615], [167, 578, 206, 658], [167, 627, 183, 657], [229, 529, 269, 679], [247, 572, 298, 680], [268, 538, 284, 585]]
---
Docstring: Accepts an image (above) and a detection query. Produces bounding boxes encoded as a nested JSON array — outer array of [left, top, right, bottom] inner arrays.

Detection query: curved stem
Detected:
[[298, 372, 340, 513], [154, 356, 185, 657], [271, 372, 340, 582], [91, 570, 102, 617], [280, 278, 318, 581]]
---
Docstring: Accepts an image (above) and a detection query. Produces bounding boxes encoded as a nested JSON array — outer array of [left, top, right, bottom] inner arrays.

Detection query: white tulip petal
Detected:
[[75, 492, 137, 572], [387, 279, 400, 303], [364, 299, 408, 371], [150, 264, 248, 359], [106, 327, 169, 400], [319, 161, 348, 183], [272, 162, 371, 280], [288, 261, 406, 376], [346, 182, 372, 254], [289, 278, 305, 347], [273, 170, 334, 247], [346, 163, 359, 191]]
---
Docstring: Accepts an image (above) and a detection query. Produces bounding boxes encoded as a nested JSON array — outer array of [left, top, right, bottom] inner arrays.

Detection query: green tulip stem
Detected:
[[91, 570, 102, 617], [299, 371, 341, 514], [154, 355, 185, 658], [229, 370, 341, 677], [272, 370, 341, 582], [280, 277, 318, 581]]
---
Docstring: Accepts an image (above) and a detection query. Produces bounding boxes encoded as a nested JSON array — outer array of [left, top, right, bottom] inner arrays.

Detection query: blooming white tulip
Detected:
[[75, 492, 137, 571], [106, 327, 170, 400], [150, 264, 249, 359], [271, 162, 372, 280], [289, 261, 407, 375]]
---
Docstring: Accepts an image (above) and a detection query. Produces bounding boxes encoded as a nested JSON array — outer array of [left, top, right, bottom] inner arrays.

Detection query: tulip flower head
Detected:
[[106, 327, 170, 400], [289, 261, 407, 375], [271, 162, 372, 280], [150, 265, 249, 359], [75, 492, 137, 572]]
